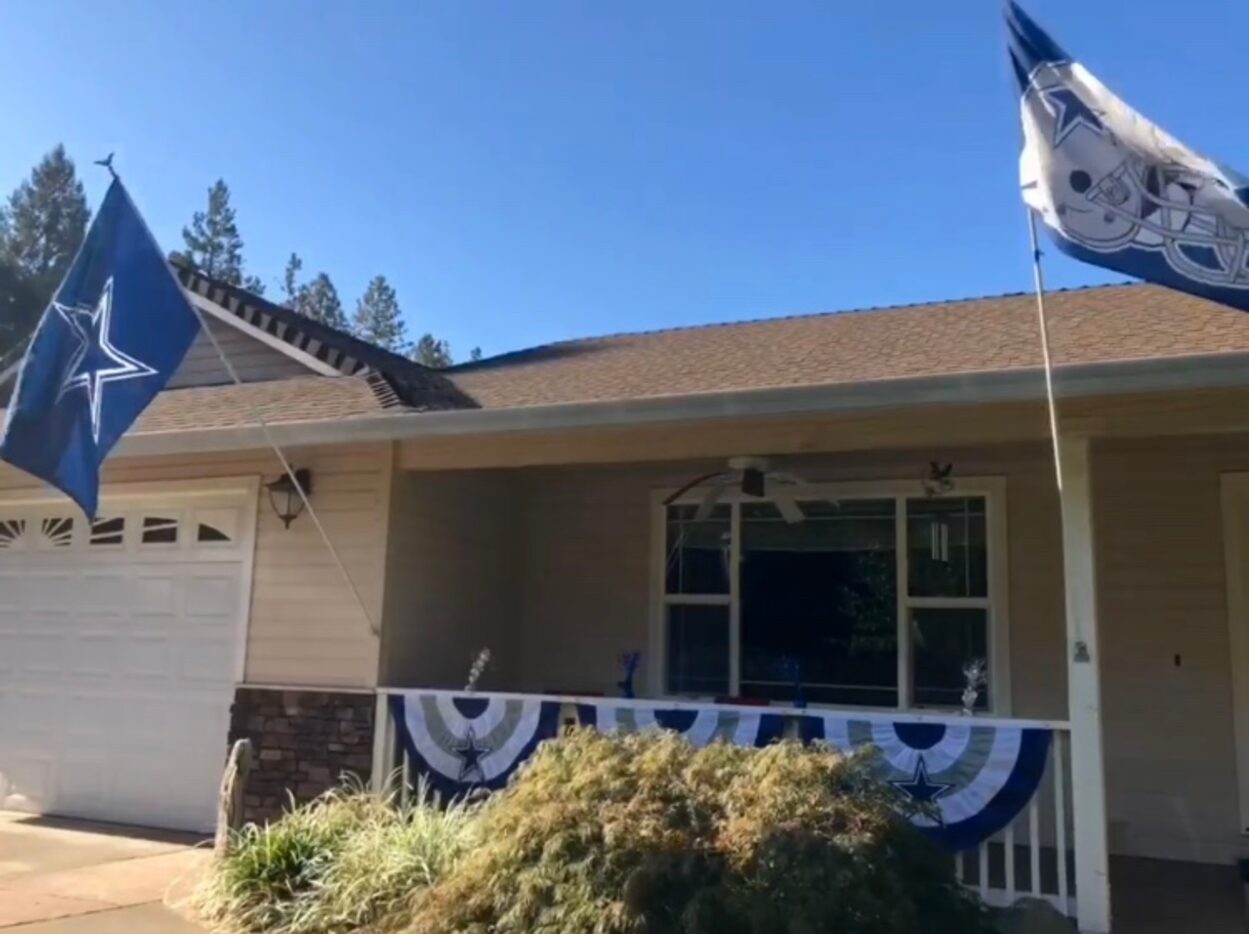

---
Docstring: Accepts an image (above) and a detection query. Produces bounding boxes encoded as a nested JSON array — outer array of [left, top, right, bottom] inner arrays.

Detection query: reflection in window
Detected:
[[90, 517, 125, 546], [907, 497, 987, 598], [912, 607, 989, 709], [141, 516, 179, 544], [666, 604, 729, 696], [40, 517, 74, 548], [739, 499, 898, 706], [665, 503, 730, 595], [0, 519, 25, 549]]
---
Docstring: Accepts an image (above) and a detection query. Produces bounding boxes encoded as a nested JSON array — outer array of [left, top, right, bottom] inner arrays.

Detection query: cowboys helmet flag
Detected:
[[1006, 2, 1249, 309], [0, 179, 200, 518]]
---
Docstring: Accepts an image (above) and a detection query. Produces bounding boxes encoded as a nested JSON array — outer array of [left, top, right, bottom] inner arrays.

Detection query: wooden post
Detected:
[[1057, 436, 1112, 933], [214, 738, 253, 858]]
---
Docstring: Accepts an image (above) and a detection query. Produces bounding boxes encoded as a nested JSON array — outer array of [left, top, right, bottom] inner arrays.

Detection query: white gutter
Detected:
[[112, 349, 1249, 458]]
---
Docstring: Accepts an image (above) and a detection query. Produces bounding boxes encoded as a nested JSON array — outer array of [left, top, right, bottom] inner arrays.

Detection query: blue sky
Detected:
[[1, 1, 1247, 359]]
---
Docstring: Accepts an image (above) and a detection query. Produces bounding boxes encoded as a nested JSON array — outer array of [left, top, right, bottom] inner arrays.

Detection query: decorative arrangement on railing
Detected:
[[800, 715, 1052, 851], [388, 693, 561, 799], [578, 700, 787, 748], [389, 692, 1053, 850]]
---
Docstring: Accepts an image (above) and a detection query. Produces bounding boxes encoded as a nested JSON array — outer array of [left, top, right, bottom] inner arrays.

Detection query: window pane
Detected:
[[666, 604, 729, 695], [907, 497, 987, 598], [912, 606, 989, 709], [665, 503, 730, 595], [90, 517, 125, 546], [141, 516, 179, 544], [740, 498, 898, 707]]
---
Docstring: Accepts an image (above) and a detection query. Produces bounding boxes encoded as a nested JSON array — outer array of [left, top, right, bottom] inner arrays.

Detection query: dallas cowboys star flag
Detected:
[[0, 179, 199, 518], [1007, 2, 1249, 308]]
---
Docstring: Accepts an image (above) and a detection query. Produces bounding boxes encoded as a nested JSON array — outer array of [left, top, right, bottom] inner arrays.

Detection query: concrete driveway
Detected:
[[0, 811, 208, 931]]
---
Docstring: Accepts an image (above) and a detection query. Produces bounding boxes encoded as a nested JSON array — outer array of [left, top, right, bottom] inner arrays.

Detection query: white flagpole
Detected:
[[115, 175, 380, 637], [1026, 210, 1065, 491]]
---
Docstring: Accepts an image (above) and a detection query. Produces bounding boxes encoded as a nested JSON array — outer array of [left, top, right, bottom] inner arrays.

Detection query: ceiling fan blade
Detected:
[[771, 484, 805, 524], [694, 484, 725, 522]]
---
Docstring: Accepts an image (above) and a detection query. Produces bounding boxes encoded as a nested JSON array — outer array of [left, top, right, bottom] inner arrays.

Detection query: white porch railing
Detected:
[[373, 689, 1074, 920], [952, 726, 1075, 917]]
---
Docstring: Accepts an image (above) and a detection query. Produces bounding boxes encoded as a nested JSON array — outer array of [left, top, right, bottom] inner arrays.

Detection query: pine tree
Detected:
[[241, 272, 266, 297], [413, 332, 453, 368], [0, 145, 89, 354], [469, 347, 483, 362], [177, 179, 245, 284], [293, 272, 347, 330], [281, 253, 303, 308], [352, 275, 409, 353]]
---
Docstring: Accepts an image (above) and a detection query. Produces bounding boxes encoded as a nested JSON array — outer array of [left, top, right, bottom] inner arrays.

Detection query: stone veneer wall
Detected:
[[229, 688, 376, 822]]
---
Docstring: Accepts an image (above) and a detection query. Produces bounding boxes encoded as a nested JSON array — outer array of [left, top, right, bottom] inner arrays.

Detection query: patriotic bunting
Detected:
[[801, 715, 1052, 851], [388, 693, 562, 799], [389, 693, 1051, 850]]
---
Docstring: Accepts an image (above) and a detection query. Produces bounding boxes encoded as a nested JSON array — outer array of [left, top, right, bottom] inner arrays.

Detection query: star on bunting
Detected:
[[452, 727, 491, 783], [890, 758, 954, 805]]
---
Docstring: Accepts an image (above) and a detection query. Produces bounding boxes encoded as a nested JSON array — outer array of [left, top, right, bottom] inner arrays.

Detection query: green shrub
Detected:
[[406, 730, 993, 934], [192, 781, 477, 934]]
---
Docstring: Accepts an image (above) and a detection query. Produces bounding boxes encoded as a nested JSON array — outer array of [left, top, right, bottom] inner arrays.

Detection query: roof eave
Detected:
[[111, 350, 1249, 459]]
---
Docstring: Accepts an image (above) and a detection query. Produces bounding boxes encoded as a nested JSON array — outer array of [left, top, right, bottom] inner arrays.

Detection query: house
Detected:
[[3, 267, 1249, 932]]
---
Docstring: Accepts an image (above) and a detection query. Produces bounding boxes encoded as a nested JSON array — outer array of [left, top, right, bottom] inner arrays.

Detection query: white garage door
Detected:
[[0, 486, 256, 832]]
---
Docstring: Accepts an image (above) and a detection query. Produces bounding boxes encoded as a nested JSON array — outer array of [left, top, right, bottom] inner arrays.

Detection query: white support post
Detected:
[[370, 690, 393, 795], [1057, 436, 1112, 933]]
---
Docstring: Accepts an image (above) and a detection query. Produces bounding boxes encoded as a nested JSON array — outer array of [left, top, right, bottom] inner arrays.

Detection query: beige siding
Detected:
[[0, 442, 390, 688], [1093, 436, 1249, 865], [167, 315, 310, 388], [508, 445, 1068, 709], [383, 443, 1067, 713], [379, 471, 520, 689]]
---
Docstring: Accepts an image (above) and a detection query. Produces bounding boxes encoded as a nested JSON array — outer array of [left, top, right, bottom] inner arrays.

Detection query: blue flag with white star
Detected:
[[0, 179, 199, 518], [1007, 2, 1249, 309]]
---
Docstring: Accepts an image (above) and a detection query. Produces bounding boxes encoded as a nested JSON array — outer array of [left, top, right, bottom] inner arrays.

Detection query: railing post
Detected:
[[1057, 437, 1112, 932], [370, 689, 393, 795]]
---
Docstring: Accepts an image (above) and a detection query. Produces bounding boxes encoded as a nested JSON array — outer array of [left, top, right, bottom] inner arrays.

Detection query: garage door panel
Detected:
[[0, 750, 53, 813], [0, 492, 251, 832]]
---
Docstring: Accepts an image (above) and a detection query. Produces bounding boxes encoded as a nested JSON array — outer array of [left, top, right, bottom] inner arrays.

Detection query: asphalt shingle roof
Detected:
[[446, 284, 1249, 409]]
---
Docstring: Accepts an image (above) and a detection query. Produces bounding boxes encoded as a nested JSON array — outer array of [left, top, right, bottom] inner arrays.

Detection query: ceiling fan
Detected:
[[664, 456, 811, 524]]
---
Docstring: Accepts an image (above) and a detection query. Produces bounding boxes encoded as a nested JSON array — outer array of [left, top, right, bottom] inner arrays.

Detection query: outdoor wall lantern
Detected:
[[265, 468, 313, 529]]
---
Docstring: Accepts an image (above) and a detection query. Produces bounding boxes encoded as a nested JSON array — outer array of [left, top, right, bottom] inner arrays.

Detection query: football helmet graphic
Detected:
[[1022, 65, 1249, 289]]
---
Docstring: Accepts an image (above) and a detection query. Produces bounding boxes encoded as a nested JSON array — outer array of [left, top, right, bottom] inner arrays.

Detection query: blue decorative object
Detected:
[[780, 658, 806, 709], [0, 179, 199, 518], [617, 651, 640, 699], [579, 700, 786, 748], [389, 693, 562, 799], [1007, 2, 1249, 310], [801, 714, 1052, 851]]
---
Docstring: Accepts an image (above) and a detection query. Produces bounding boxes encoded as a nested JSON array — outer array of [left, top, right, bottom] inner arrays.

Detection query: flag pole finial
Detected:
[[93, 153, 117, 181]]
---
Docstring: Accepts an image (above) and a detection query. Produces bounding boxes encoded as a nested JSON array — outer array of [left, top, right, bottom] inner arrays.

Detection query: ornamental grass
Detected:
[[195, 731, 994, 934], [190, 779, 478, 934]]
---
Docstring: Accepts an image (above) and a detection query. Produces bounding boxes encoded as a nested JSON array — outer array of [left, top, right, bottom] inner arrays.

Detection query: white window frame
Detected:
[[648, 477, 1011, 714]]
